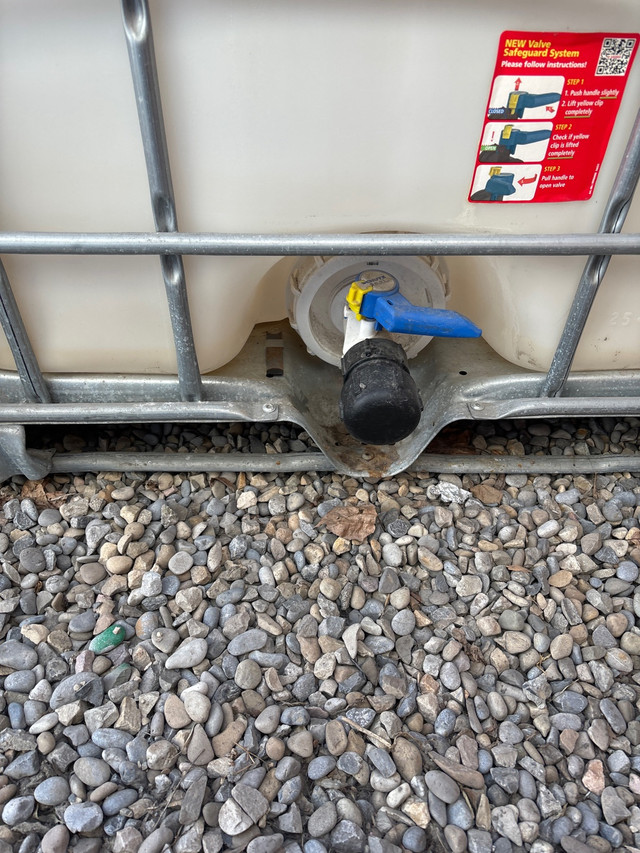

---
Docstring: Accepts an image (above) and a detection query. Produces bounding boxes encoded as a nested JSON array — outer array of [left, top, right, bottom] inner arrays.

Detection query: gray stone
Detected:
[[41, 826, 71, 853], [165, 638, 208, 670], [278, 803, 303, 834], [138, 827, 174, 853], [552, 690, 588, 714], [0, 640, 38, 670], [616, 561, 639, 582], [5, 750, 40, 779], [491, 804, 522, 846], [49, 673, 104, 709], [439, 661, 461, 690], [425, 770, 460, 804], [443, 826, 467, 853], [5, 669, 37, 692], [368, 747, 396, 777], [33, 776, 70, 806], [227, 629, 268, 656], [232, 784, 269, 823], [329, 820, 367, 853], [180, 774, 208, 825], [308, 802, 338, 837], [255, 705, 281, 734], [434, 707, 456, 736], [600, 786, 630, 825], [391, 609, 415, 636], [63, 802, 104, 832], [246, 835, 285, 853], [600, 698, 627, 734], [280, 707, 310, 726], [447, 797, 475, 830], [218, 798, 254, 836], [468, 829, 493, 853], [2, 795, 35, 826], [402, 827, 427, 853], [549, 713, 583, 731], [307, 756, 337, 780]]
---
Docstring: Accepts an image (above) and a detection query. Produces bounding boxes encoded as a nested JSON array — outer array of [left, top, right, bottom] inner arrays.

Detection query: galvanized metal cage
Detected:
[[0, 0, 639, 480]]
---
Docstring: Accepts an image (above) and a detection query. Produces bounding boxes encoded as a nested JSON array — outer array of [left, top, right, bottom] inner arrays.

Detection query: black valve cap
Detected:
[[339, 338, 422, 445]]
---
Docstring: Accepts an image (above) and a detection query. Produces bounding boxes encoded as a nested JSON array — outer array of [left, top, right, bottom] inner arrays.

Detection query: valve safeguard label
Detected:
[[469, 32, 638, 203]]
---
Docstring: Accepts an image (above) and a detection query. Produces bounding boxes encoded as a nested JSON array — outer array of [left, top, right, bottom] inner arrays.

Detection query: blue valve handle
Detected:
[[500, 128, 551, 154], [518, 92, 561, 109], [485, 171, 516, 200], [360, 290, 482, 338]]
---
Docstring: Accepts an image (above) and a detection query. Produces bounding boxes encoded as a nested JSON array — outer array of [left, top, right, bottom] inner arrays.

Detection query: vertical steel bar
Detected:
[[0, 259, 51, 403], [122, 0, 203, 402], [541, 108, 640, 397]]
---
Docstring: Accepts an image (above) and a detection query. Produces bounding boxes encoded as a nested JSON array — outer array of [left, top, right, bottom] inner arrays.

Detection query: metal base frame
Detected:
[[0, 324, 638, 481], [0, 0, 638, 480]]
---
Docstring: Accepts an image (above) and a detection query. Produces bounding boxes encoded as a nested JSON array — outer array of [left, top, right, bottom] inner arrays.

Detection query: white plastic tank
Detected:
[[0, 0, 638, 374]]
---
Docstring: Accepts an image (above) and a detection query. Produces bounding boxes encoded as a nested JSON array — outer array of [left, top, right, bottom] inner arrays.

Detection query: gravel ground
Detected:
[[0, 419, 639, 853]]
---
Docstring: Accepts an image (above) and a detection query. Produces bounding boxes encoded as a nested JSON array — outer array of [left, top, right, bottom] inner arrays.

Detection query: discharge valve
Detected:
[[340, 272, 481, 445]]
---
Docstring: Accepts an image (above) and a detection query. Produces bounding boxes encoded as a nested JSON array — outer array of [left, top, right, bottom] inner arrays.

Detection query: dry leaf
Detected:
[[427, 426, 477, 455], [20, 480, 67, 508], [470, 483, 503, 505], [319, 504, 377, 542]]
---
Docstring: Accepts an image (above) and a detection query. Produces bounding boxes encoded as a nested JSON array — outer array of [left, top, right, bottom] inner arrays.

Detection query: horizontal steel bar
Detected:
[[467, 396, 640, 420], [47, 450, 640, 475], [0, 402, 276, 423], [0, 232, 639, 257], [2, 393, 638, 426]]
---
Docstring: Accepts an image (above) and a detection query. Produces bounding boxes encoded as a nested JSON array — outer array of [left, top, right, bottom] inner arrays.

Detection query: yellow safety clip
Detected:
[[346, 281, 373, 321]]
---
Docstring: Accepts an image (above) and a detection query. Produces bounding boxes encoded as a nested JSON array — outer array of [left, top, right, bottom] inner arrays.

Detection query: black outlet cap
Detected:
[[340, 338, 422, 445]]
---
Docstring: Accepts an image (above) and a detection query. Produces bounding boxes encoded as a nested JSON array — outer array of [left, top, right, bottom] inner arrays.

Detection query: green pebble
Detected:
[[89, 624, 126, 653]]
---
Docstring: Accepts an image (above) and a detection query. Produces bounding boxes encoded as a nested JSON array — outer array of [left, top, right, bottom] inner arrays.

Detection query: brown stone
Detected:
[[325, 720, 348, 756], [392, 738, 423, 782], [430, 752, 486, 789], [163, 695, 191, 729], [115, 697, 142, 735], [582, 759, 605, 795], [212, 719, 247, 758], [106, 555, 133, 575], [549, 570, 572, 588], [559, 729, 579, 754]]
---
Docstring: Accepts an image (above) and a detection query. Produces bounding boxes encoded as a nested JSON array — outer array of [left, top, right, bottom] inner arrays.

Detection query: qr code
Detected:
[[595, 37, 636, 75]]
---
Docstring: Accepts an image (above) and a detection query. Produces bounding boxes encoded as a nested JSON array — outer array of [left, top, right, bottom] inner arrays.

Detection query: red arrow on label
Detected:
[[514, 78, 522, 90], [546, 106, 555, 113], [518, 175, 537, 186]]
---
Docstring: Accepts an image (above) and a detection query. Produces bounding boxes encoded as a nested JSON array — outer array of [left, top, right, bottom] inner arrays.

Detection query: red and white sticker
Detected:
[[469, 32, 639, 203]]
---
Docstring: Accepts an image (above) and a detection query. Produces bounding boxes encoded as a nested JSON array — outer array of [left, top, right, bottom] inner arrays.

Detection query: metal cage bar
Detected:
[[0, 6, 639, 480], [542, 107, 640, 398], [47, 450, 640, 475], [0, 259, 50, 404], [0, 232, 638, 256], [122, 0, 203, 403]]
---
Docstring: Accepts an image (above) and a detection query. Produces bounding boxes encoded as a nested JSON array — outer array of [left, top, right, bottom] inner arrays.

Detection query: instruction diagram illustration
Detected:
[[488, 75, 564, 120], [469, 32, 639, 203], [470, 165, 542, 201], [479, 122, 553, 163]]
